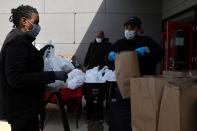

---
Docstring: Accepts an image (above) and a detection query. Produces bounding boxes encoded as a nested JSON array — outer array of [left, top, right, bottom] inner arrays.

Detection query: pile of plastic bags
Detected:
[[84, 66, 116, 83], [43, 43, 116, 89], [66, 69, 85, 89], [43, 45, 85, 90]]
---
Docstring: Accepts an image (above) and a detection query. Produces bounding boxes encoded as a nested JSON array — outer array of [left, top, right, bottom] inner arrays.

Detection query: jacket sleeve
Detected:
[[110, 40, 121, 52], [146, 37, 164, 65], [4, 37, 55, 89], [138, 36, 164, 74], [104, 42, 114, 69], [84, 42, 92, 67]]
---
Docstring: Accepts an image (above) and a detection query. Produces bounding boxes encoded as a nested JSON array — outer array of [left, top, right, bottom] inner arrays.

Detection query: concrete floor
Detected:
[[44, 103, 109, 131], [0, 103, 109, 131]]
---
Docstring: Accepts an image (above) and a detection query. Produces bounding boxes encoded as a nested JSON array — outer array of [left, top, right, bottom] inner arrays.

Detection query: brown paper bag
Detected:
[[130, 77, 197, 131], [157, 82, 180, 131], [158, 78, 197, 131], [115, 51, 140, 99], [130, 77, 166, 131], [180, 83, 197, 131], [162, 71, 188, 78]]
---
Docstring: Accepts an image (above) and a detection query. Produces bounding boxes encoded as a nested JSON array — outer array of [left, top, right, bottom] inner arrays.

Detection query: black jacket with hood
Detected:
[[0, 29, 56, 119]]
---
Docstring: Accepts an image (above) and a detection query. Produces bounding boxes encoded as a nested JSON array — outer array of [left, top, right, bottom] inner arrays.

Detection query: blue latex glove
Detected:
[[108, 51, 117, 61], [135, 47, 150, 56]]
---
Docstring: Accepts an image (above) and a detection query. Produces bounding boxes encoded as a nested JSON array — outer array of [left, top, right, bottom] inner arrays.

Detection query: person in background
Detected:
[[108, 16, 164, 131], [83, 31, 112, 122], [0, 5, 68, 131], [84, 31, 112, 70], [71, 55, 81, 69]]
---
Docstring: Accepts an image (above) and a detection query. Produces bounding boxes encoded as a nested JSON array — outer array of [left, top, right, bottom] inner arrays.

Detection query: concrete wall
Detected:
[[162, 0, 197, 19], [0, 0, 161, 64]]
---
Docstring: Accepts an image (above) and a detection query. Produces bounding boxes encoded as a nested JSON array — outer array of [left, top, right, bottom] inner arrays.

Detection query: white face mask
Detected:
[[125, 30, 136, 40], [96, 38, 102, 43]]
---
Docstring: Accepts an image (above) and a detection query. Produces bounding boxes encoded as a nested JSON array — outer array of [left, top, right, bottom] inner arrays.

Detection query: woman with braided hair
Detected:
[[0, 5, 68, 131]]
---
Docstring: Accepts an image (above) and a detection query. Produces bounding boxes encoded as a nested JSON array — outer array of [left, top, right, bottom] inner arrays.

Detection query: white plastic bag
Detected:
[[64, 69, 85, 89], [43, 44, 75, 89], [97, 66, 108, 82], [85, 66, 108, 83], [43, 47, 74, 72], [103, 69, 116, 81], [85, 67, 99, 83], [47, 80, 65, 91]]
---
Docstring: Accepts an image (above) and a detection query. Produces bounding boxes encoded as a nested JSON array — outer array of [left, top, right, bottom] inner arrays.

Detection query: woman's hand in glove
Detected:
[[54, 71, 68, 82], [40, 44, 54, 56]]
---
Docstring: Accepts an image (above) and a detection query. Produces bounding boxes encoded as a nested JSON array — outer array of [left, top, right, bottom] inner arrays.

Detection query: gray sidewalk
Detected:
[[44, 103, 108, 131]]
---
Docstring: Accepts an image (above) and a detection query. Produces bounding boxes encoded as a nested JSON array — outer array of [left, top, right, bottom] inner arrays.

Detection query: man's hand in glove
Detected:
[[108, 51, 117, 61], [40, 44, 54, 56], [135, 46, 150, 56], [54, 71, 68, 82]]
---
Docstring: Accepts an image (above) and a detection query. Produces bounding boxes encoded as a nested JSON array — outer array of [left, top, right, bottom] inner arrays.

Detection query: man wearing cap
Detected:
[[108, 16, 163, 131]]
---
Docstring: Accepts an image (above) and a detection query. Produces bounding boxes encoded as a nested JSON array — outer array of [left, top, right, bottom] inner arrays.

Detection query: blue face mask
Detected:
[[27, 20, 41, 38]]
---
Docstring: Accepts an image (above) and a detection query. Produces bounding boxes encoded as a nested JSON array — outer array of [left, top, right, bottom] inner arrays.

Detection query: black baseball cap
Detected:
[[124, 16, 141, 29]]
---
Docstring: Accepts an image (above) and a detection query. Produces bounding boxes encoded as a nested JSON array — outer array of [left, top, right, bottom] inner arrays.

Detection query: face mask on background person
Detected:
[[96, 38, 102, 43], [125, 30, 136, 40], [26, 20, 41, 38]]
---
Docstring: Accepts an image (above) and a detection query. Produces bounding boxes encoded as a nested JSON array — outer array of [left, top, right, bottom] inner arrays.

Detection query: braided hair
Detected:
[[9, 5, 38, 28]]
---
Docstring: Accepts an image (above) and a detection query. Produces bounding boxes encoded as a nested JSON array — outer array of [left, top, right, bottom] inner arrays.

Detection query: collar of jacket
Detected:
[[14, 28, 36, 43], [24, 33, 36, 43], [124, 35, 141, 42]]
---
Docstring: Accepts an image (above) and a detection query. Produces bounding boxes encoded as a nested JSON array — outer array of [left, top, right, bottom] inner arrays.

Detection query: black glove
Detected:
[[54, 71, 68, 82], [40, 44, 54, 56]]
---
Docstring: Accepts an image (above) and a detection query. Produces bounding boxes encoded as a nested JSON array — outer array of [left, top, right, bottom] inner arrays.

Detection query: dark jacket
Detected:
[[0, 29, 56, 119], [111, 35, 164, 75], [84, 38, 112, 69]]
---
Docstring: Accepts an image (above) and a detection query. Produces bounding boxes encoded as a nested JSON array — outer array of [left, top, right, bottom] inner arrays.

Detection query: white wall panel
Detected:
[[37, 43, 81, 57], [36, 14, 74, 44], [0, 0, 44, 13], [74, 0, 105, 13], [0, 14, 13, 43], [75, 13, 106, 44], [45, 0, 105, 13]]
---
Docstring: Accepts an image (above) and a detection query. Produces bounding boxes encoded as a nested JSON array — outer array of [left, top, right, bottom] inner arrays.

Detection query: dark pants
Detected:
[[109, 88, 132, 131], [7, 113, 39, 131]]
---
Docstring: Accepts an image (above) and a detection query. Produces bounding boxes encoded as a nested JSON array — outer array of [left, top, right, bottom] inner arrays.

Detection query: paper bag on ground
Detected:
[[115, 51, 140, 99], [158, 78, 197, 131], [130, 76, 197, 131], [157, 82, 180, 131], [130, 77, 166, 131]]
